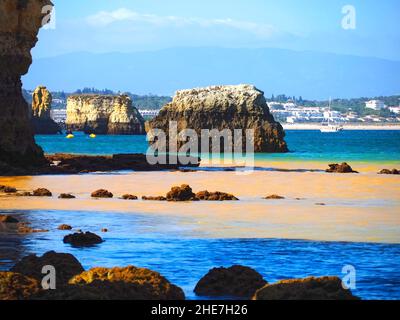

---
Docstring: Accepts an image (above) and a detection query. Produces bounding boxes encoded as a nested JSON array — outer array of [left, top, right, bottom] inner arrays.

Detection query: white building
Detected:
[[365, 100, 385, 110], [389, 106, 400, 114], [50, 108, 67, 123], [138, 109, 159, 117]]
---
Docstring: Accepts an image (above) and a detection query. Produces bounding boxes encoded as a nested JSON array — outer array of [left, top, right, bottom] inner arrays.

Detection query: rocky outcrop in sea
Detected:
[[31, 86, 61, 134], [0, 0, 50, 168], [66, 94, 145, 135], [147, 84, 288, 153]]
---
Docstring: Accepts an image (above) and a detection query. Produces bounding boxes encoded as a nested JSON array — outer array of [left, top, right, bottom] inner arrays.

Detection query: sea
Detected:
[[0, 130, 399, 300]]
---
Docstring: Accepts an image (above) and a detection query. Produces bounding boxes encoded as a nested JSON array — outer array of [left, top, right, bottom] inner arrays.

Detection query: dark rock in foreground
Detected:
[[11, 251, 84, 286], [65, 266, 185, 300], [253, 276, 359, 300], [326, 163, 358, 173], [0, 272, 40, 300], [195, 190, 239, 201], [166, 184, 197, 201], [91, 189, 113, 198], [32, 188, 52, 197], [194, 265, 267, 298], [378, 169, 399, 175], [63, 232, 104, 247]]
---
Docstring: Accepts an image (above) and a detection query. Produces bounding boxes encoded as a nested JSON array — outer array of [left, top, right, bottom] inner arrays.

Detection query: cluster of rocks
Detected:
[[326, 162, 358, 173], [66, 94, 145, 135], [0, 252, 359, 300], [378, 169, 399, 175], [31, 86, 61, 134], [0, 251, 184, 300], [0, 214, 48, 234]]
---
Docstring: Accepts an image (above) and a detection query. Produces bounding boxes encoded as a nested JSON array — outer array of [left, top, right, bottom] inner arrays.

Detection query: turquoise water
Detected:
[[1, 209, 399, 300], [35, 130, 400, 163]]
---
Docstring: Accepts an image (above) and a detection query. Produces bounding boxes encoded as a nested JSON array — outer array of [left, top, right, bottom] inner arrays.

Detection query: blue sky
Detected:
[[34, 0, 400, 60]]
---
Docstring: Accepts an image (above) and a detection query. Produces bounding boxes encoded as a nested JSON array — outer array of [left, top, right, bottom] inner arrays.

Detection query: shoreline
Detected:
[[282, 124, 400, 130]]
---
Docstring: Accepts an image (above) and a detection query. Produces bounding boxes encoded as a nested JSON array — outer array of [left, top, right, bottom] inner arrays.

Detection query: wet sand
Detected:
[[1, 160, 399, 244]]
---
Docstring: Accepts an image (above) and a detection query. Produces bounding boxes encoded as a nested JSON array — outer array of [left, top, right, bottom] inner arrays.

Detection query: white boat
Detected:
[[320, 98, 343, 133]]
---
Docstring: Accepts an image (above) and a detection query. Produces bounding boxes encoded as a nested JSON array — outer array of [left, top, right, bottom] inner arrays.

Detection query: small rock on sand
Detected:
[[264, 194, 285, 200], [0, 185, 17, 193], [32, 188, 52, 197], [58, 193, 76, 199], [91, 189, 113, 198], [121, 194, 138, 200]]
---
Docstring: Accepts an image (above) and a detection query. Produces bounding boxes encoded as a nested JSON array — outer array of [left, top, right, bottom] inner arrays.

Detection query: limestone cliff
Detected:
[[0, 0, 52, 167], [31, 85, 61, 134], [147, 84, 288, 153], [66, 95, 145, 135]]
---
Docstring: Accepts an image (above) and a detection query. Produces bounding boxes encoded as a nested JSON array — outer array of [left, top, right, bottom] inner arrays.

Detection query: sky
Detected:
[[34, 0, 400, 60]]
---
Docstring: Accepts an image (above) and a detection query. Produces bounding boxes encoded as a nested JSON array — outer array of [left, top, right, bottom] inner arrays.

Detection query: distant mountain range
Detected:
[[23, 47, 400, 100]]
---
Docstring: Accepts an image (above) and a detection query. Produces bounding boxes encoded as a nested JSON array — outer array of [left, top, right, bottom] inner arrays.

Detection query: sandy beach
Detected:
[[1, 161, 399, 244]]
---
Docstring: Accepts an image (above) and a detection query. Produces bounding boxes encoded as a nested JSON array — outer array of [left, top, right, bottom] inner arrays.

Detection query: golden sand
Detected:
[[0, 161, 399, 243]]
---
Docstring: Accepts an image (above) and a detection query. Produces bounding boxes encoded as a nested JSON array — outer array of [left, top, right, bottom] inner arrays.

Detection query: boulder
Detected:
[[326, 163, 358, 173], [264, 194, 285, 200], [0, 272, 40, 300], [166, 184, 197, 201], [63, 231, 104, 247], [0, 214, 19, 223], [253, 276, 359, 300], [32, 188, 52, 196], [66, 94, 145, 135], [58, 193, 76, 199], [17, 226, 48, 233], [121, 194, 138, 200], [194, 265, 267, 298], [91, 189, 113, 198], [0, 185, 17, 193], [195, 190, 239, 201], [58, 224, 73, 230], [63, 266, 185, 300], [378, 169, 399, 175], [11, 251, 84, 286], [147, 84, 288, 153], [31, 85, 61, 134]]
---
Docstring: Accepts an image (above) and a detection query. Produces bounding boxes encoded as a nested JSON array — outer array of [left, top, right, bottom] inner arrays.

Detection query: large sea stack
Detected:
[[66, 95, 145, 135], [0, 0, 51, 168], [31, 85, 61, 134], [147, 84, 288, 153]]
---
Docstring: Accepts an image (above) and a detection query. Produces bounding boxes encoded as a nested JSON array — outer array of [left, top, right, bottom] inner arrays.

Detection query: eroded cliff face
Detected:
[[147, 84, 288, 153], [66, 95, 145, 135], [31, 85, 60, 134], [0, 0, 52, 167]]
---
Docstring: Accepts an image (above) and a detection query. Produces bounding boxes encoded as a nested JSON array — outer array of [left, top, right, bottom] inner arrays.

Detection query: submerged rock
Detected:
[[194, 265, 267, 298], [17, 226, 48, 234], [66, 94, 145, 135], [253, 276, 359, 300], [378, 169, 399, 175], [0, 272, 40, 300], [63, 231, 104, 247], [11, 251, 84, 286], [32, 188, 52, 196], [0, 0, 49, 169], [166, 184, 197, 201], [326, 163, 358, 173], [195, 190, 238, 201], [31, 85, 61, 134], [147, 84, 288, 153], [0, 214, 19, 223], [91, 189, 113, 198]]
